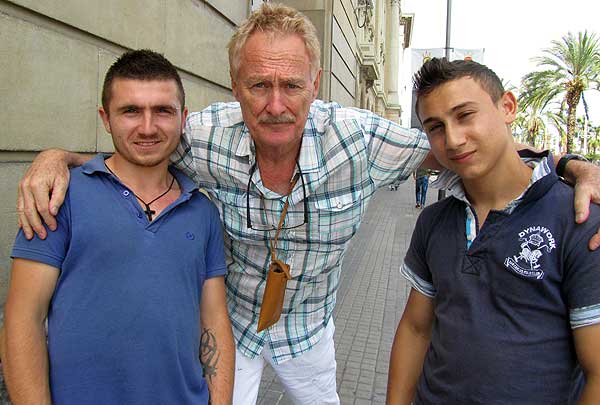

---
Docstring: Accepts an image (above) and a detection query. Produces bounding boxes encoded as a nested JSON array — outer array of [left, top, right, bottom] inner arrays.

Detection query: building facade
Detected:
[[277, 0, 412, 121]]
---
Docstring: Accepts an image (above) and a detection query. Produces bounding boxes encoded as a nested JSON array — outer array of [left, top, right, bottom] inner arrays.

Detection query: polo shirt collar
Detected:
[[447, 150, 557, 211], [82, 153, 112, 175], [82, 153, 198, 195]]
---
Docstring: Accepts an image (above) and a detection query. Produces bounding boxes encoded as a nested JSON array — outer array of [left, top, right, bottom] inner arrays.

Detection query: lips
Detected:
[[449, 151, 475, 163], [134, 140, 161, 147]]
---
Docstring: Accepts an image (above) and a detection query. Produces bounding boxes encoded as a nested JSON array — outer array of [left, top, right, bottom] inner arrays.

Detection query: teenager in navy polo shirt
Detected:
[[3, 50, 234, 404], [387, 58, 600, 404]]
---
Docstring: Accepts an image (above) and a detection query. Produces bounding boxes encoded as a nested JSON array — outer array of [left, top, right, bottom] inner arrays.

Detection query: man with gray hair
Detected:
[[16, 3, 600, 404]]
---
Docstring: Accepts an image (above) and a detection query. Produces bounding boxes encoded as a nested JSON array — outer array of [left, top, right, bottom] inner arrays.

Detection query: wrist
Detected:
[[556, 154, 589, 182]]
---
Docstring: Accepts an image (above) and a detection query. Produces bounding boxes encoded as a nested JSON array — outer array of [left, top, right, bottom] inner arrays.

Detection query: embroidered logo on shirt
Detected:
[[504, 226, 556, 280]]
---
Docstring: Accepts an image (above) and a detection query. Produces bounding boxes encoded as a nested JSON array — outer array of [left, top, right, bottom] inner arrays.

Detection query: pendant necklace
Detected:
[[105, 163, 175, 221]]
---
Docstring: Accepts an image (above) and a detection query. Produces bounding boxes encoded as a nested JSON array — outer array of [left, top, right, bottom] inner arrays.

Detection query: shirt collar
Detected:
[[235, 125, 254, 164], [234, 107, 323, 174], [443, 150, 554, 212], [83, 153, 198, 195]]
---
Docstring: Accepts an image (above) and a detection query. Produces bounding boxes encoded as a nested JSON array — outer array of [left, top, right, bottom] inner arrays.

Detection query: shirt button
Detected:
[[123, 190, 130, 197], [137, 212, 143, 219], [336, 201, 342, 209]]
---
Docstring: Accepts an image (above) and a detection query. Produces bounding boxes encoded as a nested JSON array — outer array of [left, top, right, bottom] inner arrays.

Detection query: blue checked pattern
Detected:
[[172, 100, 429, 363]]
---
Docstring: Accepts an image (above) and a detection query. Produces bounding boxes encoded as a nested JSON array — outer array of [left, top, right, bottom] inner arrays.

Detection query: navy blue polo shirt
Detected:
[[12, 154, 227, 404], [403, 151, 600, 404]]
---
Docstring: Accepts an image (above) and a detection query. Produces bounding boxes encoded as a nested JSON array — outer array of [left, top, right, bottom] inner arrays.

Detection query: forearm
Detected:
[[419, 151, 444, 171], [200, 322, 235, 404], [386, 320, 430, 404], [42, 148, 93, 168], [0, 326, 6, 362], [4, 320, 51, 404], [579, 374, 600, 404]]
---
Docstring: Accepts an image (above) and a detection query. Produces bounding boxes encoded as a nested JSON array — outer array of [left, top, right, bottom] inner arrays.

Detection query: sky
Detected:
[[400, 0, 600, 126]]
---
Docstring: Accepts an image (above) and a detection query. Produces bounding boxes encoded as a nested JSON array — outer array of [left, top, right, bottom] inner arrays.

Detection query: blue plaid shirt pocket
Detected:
[[313, 191, 363, 246]]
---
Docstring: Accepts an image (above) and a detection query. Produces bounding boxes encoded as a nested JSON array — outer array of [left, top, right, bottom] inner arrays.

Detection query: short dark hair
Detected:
[[102, 49, 185, 112], [413, 57, 504, 118]]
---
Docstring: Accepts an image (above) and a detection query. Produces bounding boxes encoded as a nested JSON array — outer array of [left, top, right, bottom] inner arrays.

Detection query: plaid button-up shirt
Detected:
[[172, 100, 429, 363]]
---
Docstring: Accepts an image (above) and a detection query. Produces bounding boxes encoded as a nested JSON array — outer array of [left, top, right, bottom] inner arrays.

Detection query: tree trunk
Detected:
[[566, 101, 578, 153]]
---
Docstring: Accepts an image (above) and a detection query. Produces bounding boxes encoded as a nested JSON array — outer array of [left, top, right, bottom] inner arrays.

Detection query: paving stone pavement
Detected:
[[257, 181, 436, 405], [0, 180, 435, 405]]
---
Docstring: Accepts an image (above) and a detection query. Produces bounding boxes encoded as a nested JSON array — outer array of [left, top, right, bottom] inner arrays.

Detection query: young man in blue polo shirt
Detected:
[[3, 50, 234, 404], [387, 58, 600, 404]]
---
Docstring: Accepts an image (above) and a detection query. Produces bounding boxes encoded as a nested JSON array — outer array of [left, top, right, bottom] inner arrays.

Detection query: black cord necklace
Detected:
[[105, 163, 176, 221]]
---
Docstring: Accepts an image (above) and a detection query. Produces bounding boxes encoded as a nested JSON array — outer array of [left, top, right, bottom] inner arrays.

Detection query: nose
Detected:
[[265, 88, 287, 116], [445, 123, 467, 150], [139, 110, 158, 135]]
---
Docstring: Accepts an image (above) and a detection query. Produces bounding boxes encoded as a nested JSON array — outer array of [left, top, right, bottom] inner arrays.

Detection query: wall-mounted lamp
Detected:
[[353, 0, 374, 28]]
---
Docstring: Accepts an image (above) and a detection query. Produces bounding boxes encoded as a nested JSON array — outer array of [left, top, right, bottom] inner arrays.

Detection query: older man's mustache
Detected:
[[258, 114, 295, 124]]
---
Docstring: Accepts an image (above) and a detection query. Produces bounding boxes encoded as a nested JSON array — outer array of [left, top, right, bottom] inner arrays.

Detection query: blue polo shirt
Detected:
[[11, 154, 227, 404], [402, 151, 600, 404]]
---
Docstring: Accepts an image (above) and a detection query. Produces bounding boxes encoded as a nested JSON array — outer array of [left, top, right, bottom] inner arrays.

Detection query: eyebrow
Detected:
[[421, 101, 477, 126], [115, 104, 139, 112], [115, 104, 179, 112], [243, 75, 306, 85]]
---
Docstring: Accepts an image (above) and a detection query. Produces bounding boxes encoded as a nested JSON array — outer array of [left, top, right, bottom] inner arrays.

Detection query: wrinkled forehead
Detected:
[[240, 32, 312, 70]]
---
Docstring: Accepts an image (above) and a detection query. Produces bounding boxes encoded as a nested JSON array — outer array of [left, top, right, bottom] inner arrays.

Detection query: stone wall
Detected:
[[0, 0, 247, 307]]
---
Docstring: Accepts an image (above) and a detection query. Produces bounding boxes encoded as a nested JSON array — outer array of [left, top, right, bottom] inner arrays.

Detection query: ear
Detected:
[[230, 72, 241, 101], [500, 91, 518, 125], [98, 107, 111, 134], [180, 107, 189, 135], [311, 68, 322, 99]]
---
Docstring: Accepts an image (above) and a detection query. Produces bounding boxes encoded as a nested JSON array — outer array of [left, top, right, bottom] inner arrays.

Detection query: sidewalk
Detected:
[[257, 180, 435, 404]]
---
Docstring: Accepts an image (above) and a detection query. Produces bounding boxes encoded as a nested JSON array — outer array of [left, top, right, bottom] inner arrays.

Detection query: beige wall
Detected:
[[285, 0, 360, 107], [0, 0, 248, 306], [330, 0, 358, 107]]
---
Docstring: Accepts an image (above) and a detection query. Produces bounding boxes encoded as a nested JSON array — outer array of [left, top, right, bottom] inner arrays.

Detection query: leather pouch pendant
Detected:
[[257, 259, 291, 332]]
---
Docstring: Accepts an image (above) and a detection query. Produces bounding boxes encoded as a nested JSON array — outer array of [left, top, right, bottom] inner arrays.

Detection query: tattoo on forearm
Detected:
[[200, 328, 219, 383]]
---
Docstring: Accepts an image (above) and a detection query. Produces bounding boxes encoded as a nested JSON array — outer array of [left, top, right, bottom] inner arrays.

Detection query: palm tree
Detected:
[[519, 31, 600, 153], [516, 83, 549, 148], [588, 124, 600, 157], [514, 106, 547, 148], [546, 109, 569, 154]]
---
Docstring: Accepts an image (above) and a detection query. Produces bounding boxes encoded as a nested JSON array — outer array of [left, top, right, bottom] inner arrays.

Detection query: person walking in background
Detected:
[[413, 168, 430, 208]]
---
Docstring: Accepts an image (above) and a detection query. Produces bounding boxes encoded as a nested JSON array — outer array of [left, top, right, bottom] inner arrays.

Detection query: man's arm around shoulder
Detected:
[[3, 259, 59, 405], [17, 149, 92, 240], [199, 276, 234, 404], [386, 288, 434, 405]]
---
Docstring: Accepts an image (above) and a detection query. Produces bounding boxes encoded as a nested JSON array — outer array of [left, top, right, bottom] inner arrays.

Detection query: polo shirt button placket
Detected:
[[121, 190, 143, 221]]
